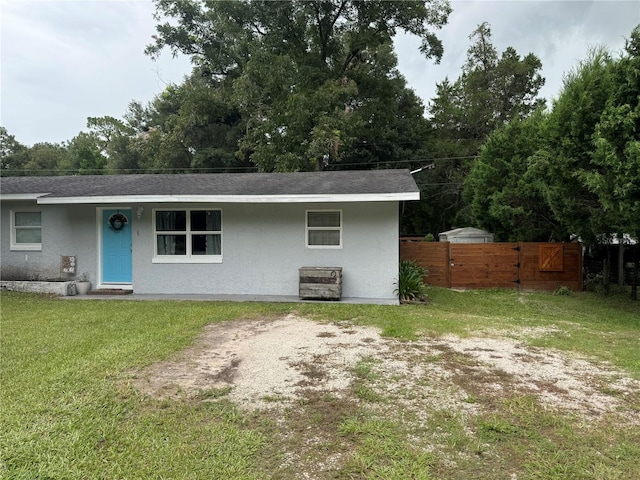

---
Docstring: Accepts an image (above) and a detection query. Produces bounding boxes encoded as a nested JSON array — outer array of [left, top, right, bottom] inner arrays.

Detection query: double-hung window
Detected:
[[306, 210, 342, 248], [153, 209, 222, 263], [11, 211, 42, 251]]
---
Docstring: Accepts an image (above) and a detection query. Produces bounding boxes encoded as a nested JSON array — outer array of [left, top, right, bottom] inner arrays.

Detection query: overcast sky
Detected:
[[1, 0, 638, 146]]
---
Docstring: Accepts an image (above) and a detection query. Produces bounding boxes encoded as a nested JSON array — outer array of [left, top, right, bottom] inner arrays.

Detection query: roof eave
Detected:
[[35, 192, 420, 205], [0, 193, 49, 201]]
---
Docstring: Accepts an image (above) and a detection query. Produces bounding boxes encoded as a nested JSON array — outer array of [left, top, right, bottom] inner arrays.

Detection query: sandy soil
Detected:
[[131, 314, 640, 420]]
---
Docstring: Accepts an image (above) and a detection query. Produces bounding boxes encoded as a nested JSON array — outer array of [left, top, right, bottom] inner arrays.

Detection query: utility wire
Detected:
[[0, 155, 479, 175]]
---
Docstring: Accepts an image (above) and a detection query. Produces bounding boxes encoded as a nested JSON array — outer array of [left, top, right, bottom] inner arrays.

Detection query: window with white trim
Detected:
[[11, 211, 42, 251], [153, 209, 222, 263], [306, 210, 342, 248]]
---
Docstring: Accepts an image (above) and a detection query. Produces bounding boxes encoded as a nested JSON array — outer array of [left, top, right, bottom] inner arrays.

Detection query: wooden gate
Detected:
[[399, 239, 583, 291], [449, 243, 520, 289]]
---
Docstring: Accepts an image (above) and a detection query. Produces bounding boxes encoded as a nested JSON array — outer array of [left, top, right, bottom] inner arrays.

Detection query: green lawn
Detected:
[[1, 289, 639, 479]]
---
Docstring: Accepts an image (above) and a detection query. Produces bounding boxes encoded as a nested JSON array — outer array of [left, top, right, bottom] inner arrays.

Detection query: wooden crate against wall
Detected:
[[299, 267, 343, 300]]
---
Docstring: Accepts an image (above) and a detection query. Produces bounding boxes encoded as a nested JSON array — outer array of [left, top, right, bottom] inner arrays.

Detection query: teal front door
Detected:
[[102, 209, 132, 284]]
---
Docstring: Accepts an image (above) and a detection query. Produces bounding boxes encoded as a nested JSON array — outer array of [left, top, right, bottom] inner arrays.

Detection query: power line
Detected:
[[334, 155, 477, 168], [0, 155, 479, 175]]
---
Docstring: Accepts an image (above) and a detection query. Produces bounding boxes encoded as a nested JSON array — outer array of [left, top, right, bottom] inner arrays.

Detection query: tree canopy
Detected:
[[146, 0, 451, 172], [464, 110, 560, 241], [2, 1, 452, 178], [2, 3, 636, 253], [405, 22, 545, 235], [465, 25, 640, 245]]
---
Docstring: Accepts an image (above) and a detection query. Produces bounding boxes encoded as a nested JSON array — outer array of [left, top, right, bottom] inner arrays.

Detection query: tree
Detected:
[[121, 76, 250, 173], [336, 44, 431, 171], [1, 127, 99, 176], [534, 48, 618, 245], [581, 26, 640, 240], [147, 0, 451, 171], [430, 23, 545, 153], [159, 75, 252, 172], [21, 143, 70, 175], [464, 109, 561, 241], [463, 24, 640, 251], [0, 127, 28, 175], [61, 132, 107, 174], [86, 115, 142, 173], [415, 22, 545, 235]]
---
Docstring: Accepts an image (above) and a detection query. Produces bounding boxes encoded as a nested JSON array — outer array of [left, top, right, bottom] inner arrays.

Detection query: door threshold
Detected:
[[88, 289, 133, 295]]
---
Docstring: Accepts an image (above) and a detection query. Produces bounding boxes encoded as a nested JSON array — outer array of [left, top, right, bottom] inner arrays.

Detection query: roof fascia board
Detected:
[[1, 193, 49, 201], [36, 192, 420, 205]]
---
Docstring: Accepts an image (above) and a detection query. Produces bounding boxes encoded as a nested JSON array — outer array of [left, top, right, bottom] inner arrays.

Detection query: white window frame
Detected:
[[305, 209, 342, 249], [10, 210, 42, 251], [152, 208, 222, 263]]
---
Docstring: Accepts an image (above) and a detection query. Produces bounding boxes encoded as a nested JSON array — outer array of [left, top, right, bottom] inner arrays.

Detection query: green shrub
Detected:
[[395, 260, 428, 302], [553, 285, 572, 296]]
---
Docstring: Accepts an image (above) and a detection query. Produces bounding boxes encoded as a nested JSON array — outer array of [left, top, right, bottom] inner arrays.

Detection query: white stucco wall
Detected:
[[1, 201, 98, 284], [133, 202, 399, 300], [1, 201, 400, 301]]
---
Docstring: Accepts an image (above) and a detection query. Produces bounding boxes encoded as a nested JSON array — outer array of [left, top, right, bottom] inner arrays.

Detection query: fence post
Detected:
[[579, 243, 584, 292], [632, 246, 638, 301], [518, 242, 523, 290]]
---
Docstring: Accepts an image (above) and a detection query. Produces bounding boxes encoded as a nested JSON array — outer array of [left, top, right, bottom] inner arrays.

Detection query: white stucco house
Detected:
[[0, 169, 419, 303]]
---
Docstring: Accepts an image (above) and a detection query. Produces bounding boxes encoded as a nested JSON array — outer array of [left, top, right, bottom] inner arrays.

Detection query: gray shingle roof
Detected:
[[1, 170, 418, 199]]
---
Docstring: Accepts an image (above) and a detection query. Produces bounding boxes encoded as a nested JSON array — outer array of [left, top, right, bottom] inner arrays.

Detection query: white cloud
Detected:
[[1, 0, 191, 146]]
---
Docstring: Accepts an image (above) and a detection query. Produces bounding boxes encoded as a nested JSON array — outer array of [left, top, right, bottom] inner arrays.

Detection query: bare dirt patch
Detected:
[[131, 313, 639, 422]]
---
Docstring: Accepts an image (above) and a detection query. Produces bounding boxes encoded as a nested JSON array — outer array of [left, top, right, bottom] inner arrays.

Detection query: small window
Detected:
[[306, 210, 341, 248], [153, 209, 222, 263], [11, 211, 42, 251]]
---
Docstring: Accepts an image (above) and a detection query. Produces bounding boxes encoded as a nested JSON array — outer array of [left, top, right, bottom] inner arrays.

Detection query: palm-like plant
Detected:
[[395, 260, 428, 302]]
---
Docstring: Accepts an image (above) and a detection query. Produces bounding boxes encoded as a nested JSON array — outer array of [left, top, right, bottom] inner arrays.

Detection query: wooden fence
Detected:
[[400, 238, 583, 291]]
